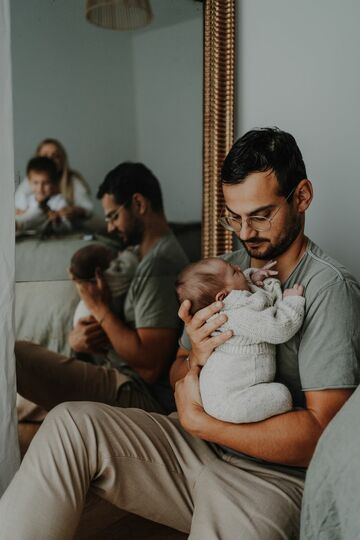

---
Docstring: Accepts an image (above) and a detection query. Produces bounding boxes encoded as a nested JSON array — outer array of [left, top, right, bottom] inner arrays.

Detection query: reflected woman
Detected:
[[15, 138, 93, 222]]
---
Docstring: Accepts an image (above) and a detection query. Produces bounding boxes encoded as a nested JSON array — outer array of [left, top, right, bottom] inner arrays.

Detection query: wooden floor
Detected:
[[19, 422, 187, 540]]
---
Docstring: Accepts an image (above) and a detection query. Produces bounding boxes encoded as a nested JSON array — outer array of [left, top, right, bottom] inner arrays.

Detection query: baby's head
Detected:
[[27, 156, 60, 203], [176, 257, 249, 315], [70, 244, 117, 281]]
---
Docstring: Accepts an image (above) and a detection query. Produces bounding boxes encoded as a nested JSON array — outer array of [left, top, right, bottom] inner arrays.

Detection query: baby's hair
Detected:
[[176, 258, 226, 315], [26, 156, 60, 184], [70, 244, 116, 281]]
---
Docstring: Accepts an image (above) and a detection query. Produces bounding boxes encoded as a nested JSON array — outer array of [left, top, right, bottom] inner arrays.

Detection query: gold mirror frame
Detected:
[[202, 0, 235, 257]]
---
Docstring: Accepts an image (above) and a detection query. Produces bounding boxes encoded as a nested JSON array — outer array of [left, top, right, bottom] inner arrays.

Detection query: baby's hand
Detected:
[[251, 260, 278, 287], [283, 283, 304, 297]]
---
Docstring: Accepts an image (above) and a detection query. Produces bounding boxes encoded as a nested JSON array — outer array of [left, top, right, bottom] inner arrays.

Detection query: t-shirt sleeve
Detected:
[[299, 279, 360, 390], [131, 260, 181, 330]]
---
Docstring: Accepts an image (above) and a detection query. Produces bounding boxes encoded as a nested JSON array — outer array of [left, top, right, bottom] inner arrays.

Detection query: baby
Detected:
[[16, 156, 72, 235], [70, 243, 139, 326], [176, 258, 305, 423]]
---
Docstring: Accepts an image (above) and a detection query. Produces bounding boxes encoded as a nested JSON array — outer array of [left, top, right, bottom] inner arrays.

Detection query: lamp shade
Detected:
[[86, 0, 153, 31]]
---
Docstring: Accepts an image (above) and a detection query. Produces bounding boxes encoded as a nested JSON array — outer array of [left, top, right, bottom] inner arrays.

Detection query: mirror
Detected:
[[12, 0, 236, 355], [12, 0, 203, 227], [12, 0, 204, 353]]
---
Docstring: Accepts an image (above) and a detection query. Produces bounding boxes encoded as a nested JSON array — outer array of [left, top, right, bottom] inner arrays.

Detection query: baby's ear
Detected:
[[215, 289, 229, 302]]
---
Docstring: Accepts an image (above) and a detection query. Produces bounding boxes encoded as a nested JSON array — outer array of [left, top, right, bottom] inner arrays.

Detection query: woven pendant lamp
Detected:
[[86, 0, 153, 31]]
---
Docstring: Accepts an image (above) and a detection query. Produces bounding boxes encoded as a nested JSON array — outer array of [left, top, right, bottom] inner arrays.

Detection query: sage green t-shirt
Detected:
[[180, 238, 360, 408], [124, 232, 189, 330], [118, 232, 188, 412]]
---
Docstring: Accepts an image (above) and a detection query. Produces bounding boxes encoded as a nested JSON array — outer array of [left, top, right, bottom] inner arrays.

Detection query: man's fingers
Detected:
[[198, 313, 227, 339], [178, 300, 192, 323], [191, 301, 223, 329], [207, 330, 233, 350], [78, 316, 97, 325]]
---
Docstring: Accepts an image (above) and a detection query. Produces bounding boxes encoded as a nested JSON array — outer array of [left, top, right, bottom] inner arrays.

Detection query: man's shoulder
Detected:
[[136, 233, 189, 278], [221, 246, 250, 268], [295, 239, 359, 294]]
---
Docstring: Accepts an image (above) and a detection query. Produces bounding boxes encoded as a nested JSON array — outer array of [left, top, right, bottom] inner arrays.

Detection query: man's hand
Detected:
[[283, 283, 304, 297], [251, 260, 278, 287], [178, 300, 232, 368], [174, 365, 208, 436], [69, 316, 111, 354]]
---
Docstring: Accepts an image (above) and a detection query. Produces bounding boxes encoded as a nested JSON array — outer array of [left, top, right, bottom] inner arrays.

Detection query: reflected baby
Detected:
[[176, 258, 305, 423], [70, 244, 139, 326]]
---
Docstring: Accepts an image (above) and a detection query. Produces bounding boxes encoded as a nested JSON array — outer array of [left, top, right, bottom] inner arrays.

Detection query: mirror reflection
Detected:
[[12, 0, 203, 355]]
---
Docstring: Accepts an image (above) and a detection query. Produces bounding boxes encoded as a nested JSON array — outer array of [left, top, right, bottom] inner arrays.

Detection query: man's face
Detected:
[[101, 193, 144, 248], [223, 170, 302, 260], [28, 170, 58, 202]]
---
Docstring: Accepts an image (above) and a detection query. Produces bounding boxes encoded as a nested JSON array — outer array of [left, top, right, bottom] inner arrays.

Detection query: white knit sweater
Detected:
[[199, 274, 305, 423]]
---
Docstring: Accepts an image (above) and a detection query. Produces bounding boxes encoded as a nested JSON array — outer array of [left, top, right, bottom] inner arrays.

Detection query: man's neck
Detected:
[[250, 232, 308, 284], [139, 213, 171, 259]]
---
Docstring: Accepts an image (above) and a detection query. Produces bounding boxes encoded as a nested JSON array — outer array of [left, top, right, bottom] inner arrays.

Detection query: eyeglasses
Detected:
[[104, 200, 130, 224], [219, 188, 295, 233]]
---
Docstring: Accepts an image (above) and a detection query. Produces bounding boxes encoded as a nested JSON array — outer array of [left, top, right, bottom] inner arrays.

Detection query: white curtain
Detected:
[[0, 0, 20, 495]]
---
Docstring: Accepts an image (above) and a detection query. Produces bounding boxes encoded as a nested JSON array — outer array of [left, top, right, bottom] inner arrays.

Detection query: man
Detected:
[[2, 129, 359, 539], [16, 161, 189, 417]]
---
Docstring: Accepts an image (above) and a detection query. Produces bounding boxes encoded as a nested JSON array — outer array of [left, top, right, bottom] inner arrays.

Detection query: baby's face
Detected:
[[207, 259, 249, 292], [221, 261, 249, 291]]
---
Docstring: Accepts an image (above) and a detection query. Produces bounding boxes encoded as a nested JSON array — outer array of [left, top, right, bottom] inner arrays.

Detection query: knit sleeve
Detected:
[[222, 295, 305, 344]]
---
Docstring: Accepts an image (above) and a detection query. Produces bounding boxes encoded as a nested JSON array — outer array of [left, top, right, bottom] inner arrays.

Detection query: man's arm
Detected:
[[70, 269, 179, 384], [97, 311, 178, 384], [169, 346, 189, 388], [175, 366, 353, 467]]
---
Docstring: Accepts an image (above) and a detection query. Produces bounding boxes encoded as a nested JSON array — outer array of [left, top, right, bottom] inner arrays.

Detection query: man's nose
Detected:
[[238, 220, 257, 242]]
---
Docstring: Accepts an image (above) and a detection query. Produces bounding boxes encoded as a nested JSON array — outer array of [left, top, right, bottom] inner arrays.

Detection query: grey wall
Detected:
[[10, 0, 202, 220], [237, 0, 360, 278], [11, 0, 137, 213], [132, 16, 203, 222]]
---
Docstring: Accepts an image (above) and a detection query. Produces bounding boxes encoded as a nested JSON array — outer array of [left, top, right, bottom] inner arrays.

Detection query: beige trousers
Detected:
[[0, 401, 304, 540], [15, 341, 164, 420]]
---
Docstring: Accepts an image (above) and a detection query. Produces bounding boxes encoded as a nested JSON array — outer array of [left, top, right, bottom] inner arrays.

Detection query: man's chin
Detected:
[[243, 242, 271, 260]]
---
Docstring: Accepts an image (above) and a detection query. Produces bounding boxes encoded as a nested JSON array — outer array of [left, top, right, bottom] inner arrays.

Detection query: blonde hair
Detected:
[[36, 138, 90, 205], [176, 258, 226, 315]]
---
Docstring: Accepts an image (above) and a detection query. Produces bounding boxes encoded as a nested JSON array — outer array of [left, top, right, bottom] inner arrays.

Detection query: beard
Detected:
[[241, 212, 302, 260], [118, 216, 144, 249]]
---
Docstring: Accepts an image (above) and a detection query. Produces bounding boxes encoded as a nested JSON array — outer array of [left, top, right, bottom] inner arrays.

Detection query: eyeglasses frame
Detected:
[[219, 187, 296, 233]]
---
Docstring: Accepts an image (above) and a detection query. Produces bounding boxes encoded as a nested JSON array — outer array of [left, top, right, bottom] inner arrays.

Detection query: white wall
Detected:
[[132, 16, 203, 222], [237, 0, 360, 278], [0, 0, 20, 492]]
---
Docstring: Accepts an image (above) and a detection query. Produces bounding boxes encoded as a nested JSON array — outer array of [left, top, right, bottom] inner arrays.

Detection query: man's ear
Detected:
[[215, 289, 229, 302], [132, 193, 147, 215], [294, 179, 313, 213]]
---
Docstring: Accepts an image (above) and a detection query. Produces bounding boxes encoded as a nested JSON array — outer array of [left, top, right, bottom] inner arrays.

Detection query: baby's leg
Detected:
[[202, 382, 293, 424]]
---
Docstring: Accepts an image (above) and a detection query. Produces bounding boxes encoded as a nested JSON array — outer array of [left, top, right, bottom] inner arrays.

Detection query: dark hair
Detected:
[[70, 244, 116, 281], [221, 127, 307, 196], [97, 162, 164, 212], [176, 258, 226, 315], [26, 156, 60, 184]]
